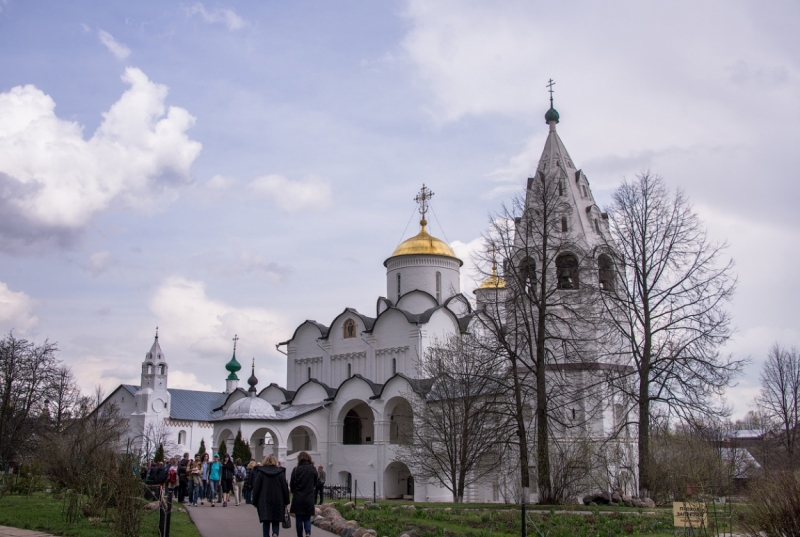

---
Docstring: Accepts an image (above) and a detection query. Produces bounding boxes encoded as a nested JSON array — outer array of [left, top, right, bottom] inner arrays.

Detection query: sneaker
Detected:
[[223, 501, 227, 507], [211, 502, 215, 507], [200, 501, 204, 505]]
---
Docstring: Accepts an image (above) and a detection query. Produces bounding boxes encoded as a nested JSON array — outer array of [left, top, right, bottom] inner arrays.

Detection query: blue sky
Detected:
[[0, 0, 798, 418]]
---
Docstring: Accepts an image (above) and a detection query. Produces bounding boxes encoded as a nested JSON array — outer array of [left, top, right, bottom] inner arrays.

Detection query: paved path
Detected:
[[0, 527, 53, 537], [185, 502, 339, 537]]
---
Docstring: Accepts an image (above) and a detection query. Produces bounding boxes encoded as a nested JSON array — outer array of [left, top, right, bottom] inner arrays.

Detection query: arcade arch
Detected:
[[338, 400, 375, 445], [287, 425, 316, 454], [384, 461, 414, 499], [384, 397, 413, 445], [250, 428, 279, 461]]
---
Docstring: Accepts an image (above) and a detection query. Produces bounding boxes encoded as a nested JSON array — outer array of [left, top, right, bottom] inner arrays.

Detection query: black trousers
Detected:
[[316, 486, 325, 505], [178, 479, 188, 502]]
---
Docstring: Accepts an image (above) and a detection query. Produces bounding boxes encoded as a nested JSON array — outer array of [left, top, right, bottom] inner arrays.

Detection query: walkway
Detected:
[[0, 528, 53, 537], [186, 502, 339, 537]]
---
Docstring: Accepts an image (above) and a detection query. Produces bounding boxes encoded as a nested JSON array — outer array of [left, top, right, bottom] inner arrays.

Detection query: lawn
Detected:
[[327, 500, 680, 537], [0, 494, 200, 537]]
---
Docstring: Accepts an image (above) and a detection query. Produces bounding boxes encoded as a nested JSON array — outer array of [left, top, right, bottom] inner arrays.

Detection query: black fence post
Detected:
[[159, 488, 173, 537], [354, 480, 358, 507], [373, 481, 376, 504]]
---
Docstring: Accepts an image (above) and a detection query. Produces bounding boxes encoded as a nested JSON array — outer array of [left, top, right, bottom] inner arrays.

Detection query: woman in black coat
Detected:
[[289, 452, 318, 537], [252, 455, 290, 537], [220, 454, 236, 507]]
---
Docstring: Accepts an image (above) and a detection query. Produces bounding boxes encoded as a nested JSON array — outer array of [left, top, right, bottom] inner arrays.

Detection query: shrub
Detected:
[[741, 471, 800, 537]]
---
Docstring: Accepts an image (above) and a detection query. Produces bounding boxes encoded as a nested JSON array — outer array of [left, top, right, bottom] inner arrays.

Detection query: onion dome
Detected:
[[474, 264, 506, 293], [545, 107, 560, 124], [247, 359, 258, 394], [225, 351, 241, 381], [386, 219, 462, 265], [223, 396, 277, 420]]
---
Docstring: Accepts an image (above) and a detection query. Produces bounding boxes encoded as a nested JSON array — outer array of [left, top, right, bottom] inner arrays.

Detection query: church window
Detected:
[[146, 364, 153, 375], [519, 258, 536, 295], [582, 185, 587, 197], [392, 358, 397, 375], [178, 430, 186, 445], [598, 254, 615, 291], [396, 273, 401, 297], [594, 219, 600, 233], [347, 363, 352, 378], [556, 254, 580, 290], [343, 319, 357, 339], [158, 364, 165, 375], [558, 182, 564, 196], [571, 408, 576, 420], [435, 272, 441, 302], [561, 216, 568, 233], [307, 367, 311, 380]]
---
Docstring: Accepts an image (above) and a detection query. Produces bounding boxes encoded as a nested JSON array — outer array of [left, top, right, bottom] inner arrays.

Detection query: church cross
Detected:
[[414, 184, 434, 223], [547, 78, 556, 107], [232, 334, 239, 352], [487, 243, 498, 271]]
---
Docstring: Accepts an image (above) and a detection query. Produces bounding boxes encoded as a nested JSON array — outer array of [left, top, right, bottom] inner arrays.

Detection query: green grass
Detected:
[[0, 494, 200, 537], [329, 500, 679, 537]]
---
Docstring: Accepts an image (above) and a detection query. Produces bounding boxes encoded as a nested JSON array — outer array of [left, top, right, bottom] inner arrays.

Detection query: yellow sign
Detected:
[[673, 502, 708, 529]]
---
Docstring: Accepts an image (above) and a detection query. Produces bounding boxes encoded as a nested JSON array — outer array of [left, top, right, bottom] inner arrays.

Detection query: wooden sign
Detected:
[[673, 502, 708, 529]]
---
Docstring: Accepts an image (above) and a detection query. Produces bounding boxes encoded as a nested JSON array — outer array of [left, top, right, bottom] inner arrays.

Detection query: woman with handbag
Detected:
[[289, 452, 318, 537], [252, 455, 290, 537]]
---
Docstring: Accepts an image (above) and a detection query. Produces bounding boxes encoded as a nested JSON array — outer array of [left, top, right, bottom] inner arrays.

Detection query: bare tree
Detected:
[[475, 170, 601, 503], [46, 365, 82, 432], [758, 343, 800, 464], [601, 172, 743, 497], [0, 332, 59, 467], [398, 333, 511, 503]]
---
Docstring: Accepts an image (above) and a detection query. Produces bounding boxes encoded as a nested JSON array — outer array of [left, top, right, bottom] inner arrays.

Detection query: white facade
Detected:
[[101, 103, 636, 502]]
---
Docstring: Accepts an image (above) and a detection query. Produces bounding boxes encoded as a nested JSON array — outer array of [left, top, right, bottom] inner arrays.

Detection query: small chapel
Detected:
[[101, 98, 637, 503]]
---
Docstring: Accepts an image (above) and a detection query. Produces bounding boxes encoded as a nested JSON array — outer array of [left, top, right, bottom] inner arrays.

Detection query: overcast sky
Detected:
[[1, 1, 798, 419]]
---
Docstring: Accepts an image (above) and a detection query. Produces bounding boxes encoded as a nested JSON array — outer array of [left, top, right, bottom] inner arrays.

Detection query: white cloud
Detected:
[[168, 370, 213, 391], [97, 29, 131, 60], [149, 276, 288, 358], [0, 67, 202, 248], [0, 282, 39, 334], [249, 174, 333, 213], [186, 3, 245, 31], [450, 236, 485, 297], [87, 250, 115, 276]]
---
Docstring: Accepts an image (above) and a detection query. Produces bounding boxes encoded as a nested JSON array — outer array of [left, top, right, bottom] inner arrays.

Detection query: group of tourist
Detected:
[[142, 451, 327, 537]]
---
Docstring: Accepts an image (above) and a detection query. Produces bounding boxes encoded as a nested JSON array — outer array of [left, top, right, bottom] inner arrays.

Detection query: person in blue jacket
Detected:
[[208, 454, 222, 506]]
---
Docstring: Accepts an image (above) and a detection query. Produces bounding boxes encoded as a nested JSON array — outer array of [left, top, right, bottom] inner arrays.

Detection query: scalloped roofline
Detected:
[[318, 307, 375, 340]]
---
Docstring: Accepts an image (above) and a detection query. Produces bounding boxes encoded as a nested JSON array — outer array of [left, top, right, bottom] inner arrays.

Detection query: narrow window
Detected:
[[307, 366, 311, 380], [519, 258, 536, 295], [347, 363, 352, 378], [556, 254, 579, 290], [558, 182, 564, 196], [598, 254, 615, 291], [435, 272, 441, 302], [561, 216, 568, 233], [147, 364, 153, 375], [594, 219, 600, 233], [392, 358, 397, 375], [158, 364, 165, 375], [571, 409, 576, 420], [396, 273, 401, 297], [582, 185, 587, 197]]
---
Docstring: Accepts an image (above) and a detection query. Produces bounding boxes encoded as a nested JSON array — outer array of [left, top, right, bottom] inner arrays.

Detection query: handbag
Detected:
[[282, 508, 292, 529]]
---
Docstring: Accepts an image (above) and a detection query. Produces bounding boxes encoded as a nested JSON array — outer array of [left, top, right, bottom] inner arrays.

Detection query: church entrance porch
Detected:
[[383, 461, 414, 500]]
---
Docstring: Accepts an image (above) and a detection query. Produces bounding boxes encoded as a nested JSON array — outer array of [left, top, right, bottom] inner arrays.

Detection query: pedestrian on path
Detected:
[[208, 454, 222, 506], [252, 454, 290, 537], [315, 465, 326, 505], [289, 451, 318, 537]]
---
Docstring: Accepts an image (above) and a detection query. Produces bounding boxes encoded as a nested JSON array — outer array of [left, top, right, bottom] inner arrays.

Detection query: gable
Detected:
[[396, 290, 438, 313], [292, 382, 331, 405]]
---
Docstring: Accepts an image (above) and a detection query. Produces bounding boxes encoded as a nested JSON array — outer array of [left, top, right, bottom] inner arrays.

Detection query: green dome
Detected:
[[545, 107, 560, 123], [225, 352, 241, 380]]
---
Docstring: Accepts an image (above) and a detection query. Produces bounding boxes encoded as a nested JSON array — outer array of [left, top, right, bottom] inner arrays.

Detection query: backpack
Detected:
[[167, 467, 178, 484], [235, 466, 246, 481]]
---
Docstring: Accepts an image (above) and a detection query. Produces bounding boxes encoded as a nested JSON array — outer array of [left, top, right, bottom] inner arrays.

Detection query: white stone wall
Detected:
[[385, 255, 461, 304]]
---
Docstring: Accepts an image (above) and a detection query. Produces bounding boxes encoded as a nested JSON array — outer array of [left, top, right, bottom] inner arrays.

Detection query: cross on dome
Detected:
[[414, 184, 434, 226], [545, 78, 560, 124], [232, 334, 239, 352]]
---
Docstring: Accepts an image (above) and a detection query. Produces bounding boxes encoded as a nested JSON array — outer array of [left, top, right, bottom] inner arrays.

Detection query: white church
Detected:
[[101, 101, 636, 503]]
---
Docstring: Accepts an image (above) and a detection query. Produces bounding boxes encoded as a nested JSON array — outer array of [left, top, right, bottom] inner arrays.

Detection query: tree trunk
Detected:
[[536, 308, 552, 503]]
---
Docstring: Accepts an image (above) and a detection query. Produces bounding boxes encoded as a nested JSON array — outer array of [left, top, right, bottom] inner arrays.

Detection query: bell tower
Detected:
[[131, 328, 172, 438]]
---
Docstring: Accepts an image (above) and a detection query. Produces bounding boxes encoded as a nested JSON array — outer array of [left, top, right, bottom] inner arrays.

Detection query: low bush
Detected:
[[741, 471, 800, 537]]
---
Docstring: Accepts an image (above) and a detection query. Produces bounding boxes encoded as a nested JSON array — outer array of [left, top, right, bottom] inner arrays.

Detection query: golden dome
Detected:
[[387, 220, 461, 263], [475, 266, 506, 292]]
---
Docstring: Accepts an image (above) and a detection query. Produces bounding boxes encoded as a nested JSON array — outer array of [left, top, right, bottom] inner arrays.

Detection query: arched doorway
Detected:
[[250, 428, 279, 462], [216, 429, 234, 455], [384, 397, 413, 445], [287, 426, 316, 454], [338, 400, 374, 445], [383, 461, 413, 500]]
